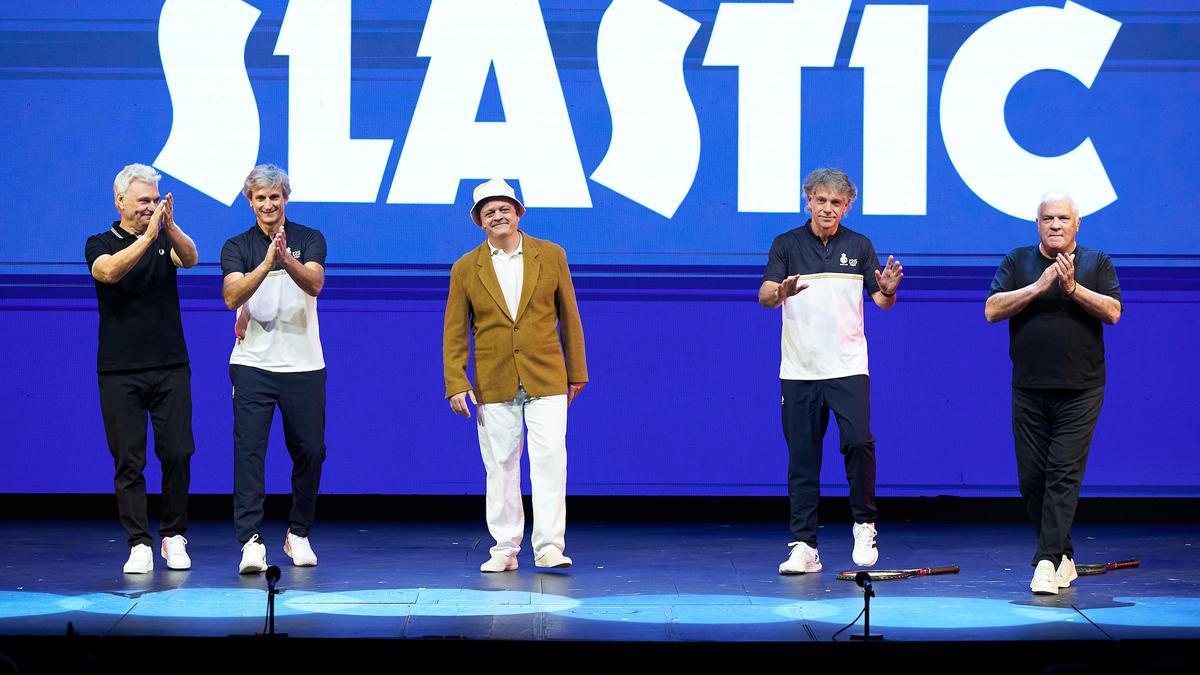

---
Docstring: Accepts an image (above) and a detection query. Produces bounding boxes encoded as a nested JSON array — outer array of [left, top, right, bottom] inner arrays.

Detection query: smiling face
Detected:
[[1037, 199, 1079, 256], [804, 186, 852, 239], [115, 180, 160, 232], [477, 197, 522, 238], [247, 185, 288, 233]]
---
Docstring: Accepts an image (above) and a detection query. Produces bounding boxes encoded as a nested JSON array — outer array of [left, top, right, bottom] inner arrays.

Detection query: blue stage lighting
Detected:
[[74, 588, 317, 619], [0, 591, 87, 619], [283, 588, 580, 617], [1085, 597, 1200, 628]]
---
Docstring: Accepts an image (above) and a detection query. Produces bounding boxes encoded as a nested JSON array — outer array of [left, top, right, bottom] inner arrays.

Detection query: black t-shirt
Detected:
[[220, 220, 327, 277], [762, 220, 883, 294], [85, 222, 189, 373], [989, 245, 1121, 389]]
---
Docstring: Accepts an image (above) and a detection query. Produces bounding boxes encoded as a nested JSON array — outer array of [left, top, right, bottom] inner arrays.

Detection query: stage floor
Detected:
[[0, 520, 1197, 643]]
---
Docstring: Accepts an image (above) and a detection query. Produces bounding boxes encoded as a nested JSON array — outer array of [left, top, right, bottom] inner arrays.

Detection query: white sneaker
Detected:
[[779, 542, 822, 575], [1031, 559, 1058, 595], [534, 548, 573, 568], [284, 531, 318, 567], [239, 534, 268, 574], [1056, 556, 1078, 589], [160, 535, 191, 570], [123, 543, 153, 574], [852, 522, 879, 567], [480, 553, 519, 573]]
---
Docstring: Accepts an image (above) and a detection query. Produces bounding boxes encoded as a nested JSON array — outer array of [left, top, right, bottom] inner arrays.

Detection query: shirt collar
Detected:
[[488, 234, 523, 258], [110, 221, 135, 240], [802, 219, 842, 244], [252, 219, 292, 242]]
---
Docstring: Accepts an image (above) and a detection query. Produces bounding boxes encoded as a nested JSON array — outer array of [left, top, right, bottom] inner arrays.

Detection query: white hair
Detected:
[[113, 163, 161, 199], [243, 164, 291, 199], [1037, 191, 1079, 219]]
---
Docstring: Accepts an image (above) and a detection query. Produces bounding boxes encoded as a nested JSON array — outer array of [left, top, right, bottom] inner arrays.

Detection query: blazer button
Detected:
[[514, 349, 521, 354], [514, 326, 520, 331]]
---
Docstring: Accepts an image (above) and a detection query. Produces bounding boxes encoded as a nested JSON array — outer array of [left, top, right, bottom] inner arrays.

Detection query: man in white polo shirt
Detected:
[[220, 164, 327, 574], [758, 168, 903, 575]]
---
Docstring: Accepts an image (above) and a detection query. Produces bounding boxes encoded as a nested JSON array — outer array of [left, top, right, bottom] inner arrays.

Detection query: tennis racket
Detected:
[[1076, 559, 1139, 576], [836, 565, 960, 581]]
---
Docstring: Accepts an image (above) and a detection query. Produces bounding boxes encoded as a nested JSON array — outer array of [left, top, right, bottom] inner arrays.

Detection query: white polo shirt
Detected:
[[762, 222, 882, 381], [221, 221, 327, 373]]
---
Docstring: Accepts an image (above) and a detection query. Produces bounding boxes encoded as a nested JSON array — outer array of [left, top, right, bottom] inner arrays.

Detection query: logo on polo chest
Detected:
[[839, 252, 857, 267]]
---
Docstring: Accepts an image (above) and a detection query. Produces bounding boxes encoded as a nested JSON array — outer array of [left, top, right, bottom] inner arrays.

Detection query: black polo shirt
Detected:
[[220, 220, 327, 277], [763, 221, 882, 292], [989, 245, 1121, 390], [85, 222, 189, 373]]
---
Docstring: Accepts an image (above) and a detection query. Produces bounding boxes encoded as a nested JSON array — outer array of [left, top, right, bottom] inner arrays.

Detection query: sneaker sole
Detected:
[[778, 566, 823, 575], [535, 559, 572, 568], [164, 561, 191, 570], [123, 565, 153, 574], [283, 543, 317, 567]]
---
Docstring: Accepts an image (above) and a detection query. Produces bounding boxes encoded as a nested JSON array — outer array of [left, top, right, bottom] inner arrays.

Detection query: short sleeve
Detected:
[[85, 235, 111, 272], [988, 252, 1017, 297], [1095, 251, 1122, 307], [861, 238, 882, 295], [302, 229, 327, 266], [220, 238, 246, 277], [762, 236, 788, 284]]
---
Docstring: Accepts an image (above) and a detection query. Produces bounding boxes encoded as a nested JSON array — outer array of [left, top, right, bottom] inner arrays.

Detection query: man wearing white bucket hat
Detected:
[[443, 179, 588, 573]]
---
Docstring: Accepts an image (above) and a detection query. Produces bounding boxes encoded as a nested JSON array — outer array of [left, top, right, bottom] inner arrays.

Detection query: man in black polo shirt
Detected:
[[986, 191, 1122, 595], [759, 168, 903, 575], [85, 163, 199, 574], [220, 164, 327, 574]]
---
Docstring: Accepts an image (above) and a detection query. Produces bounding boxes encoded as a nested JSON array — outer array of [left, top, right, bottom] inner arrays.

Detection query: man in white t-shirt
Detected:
[[220, 164, 328, 574]]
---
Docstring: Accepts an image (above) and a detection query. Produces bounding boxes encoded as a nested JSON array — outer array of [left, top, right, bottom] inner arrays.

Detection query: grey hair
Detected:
[[242, 163, 292, 198], [113, 163, 161, 199], [1037, 191, 1079, 219], [803, 167, 858, 202]]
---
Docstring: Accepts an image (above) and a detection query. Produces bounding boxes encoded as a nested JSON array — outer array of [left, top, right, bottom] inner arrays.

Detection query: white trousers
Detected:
[[476, 386, 568, 558]]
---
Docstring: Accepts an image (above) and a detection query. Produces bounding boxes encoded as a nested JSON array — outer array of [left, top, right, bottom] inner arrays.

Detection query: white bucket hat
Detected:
[[470, 179, 525, 226]]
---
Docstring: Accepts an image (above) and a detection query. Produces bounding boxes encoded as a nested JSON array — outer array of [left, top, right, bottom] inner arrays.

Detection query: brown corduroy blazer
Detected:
[[443, 234, 588, 404]]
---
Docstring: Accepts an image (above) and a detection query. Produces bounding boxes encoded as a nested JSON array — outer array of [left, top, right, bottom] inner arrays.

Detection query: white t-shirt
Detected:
[[230, 270, 324, 372]]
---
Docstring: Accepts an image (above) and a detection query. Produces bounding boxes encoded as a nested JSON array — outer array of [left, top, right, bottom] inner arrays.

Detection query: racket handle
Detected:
[[1107, 559, 1140, 570], [928, 565, 960, 575]]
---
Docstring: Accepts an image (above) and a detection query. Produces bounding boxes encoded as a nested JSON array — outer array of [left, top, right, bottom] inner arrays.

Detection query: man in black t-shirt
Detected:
[[986, 191, 1122, 596], [85, 163, 199, 574]]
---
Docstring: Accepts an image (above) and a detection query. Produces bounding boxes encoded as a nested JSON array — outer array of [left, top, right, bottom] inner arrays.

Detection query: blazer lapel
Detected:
[[515, 237, 541, 322], [474, 243, 513, 323]]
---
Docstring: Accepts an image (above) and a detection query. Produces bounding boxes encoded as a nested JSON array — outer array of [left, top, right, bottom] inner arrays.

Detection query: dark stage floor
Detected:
[[1, 519, 1197, 646]]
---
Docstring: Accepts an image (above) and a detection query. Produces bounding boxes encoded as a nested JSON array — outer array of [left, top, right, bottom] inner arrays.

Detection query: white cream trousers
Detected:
[[476, 386, 568, 559]]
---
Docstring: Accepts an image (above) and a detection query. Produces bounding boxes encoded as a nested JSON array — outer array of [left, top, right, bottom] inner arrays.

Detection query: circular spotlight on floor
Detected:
[[1084, 597, 1200, 628], [75, 588, 320, 619], [283, 588, 580, 617], [561, 594, 806, 625], [0, 591, 85, 619], [798, 596, 1081, 629]]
